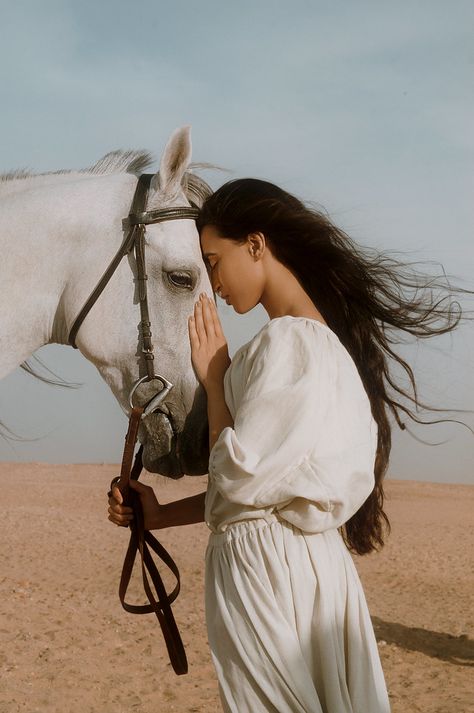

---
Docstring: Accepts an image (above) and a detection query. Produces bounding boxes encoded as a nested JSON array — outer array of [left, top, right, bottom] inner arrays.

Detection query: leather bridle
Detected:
[[68, 173, 199, 415], [68, 173, 201, 675]]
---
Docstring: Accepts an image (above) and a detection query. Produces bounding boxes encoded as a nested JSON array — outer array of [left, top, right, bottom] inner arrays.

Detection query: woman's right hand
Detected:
[[108, 485, 134, 527], [107, 481, 163, 531]]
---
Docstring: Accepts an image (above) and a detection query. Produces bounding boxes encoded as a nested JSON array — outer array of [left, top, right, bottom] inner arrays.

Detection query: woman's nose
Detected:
[[211, 275, 222, 296]]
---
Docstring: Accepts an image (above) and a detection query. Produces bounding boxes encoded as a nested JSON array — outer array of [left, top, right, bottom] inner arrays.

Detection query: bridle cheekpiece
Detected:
[[68, 172, 199, 417]]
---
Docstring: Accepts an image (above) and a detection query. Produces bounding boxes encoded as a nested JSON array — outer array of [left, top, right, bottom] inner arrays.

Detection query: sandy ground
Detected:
[[1, 462, 473, 713]]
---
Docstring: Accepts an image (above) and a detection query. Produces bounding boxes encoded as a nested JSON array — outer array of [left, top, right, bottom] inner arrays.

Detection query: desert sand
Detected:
[[1, 462, 473, 713]]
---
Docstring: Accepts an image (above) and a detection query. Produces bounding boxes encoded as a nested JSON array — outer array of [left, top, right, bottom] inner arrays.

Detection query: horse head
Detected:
[[66, 127, 213, 477]]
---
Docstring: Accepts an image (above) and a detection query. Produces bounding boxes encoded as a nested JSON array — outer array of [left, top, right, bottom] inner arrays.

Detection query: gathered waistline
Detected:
[[206, 515, 345, 552], [207, 513, 301, 547]]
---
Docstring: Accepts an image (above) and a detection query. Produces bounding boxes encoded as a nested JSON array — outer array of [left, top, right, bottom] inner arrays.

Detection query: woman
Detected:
[[108, 178, 470, 713]]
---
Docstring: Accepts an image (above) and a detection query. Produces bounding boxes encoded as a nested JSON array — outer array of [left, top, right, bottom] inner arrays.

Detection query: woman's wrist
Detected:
[[148, 502, 168, 530], [205, 378, 234, 451], [149, 501, 169, 530], [204, 377, 225, 395]]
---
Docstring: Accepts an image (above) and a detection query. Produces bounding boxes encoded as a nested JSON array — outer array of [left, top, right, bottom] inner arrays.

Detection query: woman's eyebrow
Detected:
[[203, 251, 217, 258]]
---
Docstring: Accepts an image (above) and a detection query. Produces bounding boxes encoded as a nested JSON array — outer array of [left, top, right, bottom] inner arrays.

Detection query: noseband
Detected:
[[68, 174, 200, 676]]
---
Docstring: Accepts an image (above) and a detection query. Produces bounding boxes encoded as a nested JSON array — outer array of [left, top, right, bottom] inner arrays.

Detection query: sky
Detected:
[[0, 0, 473, 483]]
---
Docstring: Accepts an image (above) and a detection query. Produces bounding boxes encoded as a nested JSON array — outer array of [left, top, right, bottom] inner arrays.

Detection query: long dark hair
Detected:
[[197, 178, 473, 555]]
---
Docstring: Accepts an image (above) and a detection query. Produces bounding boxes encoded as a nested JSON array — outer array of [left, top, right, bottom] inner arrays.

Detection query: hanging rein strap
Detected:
[[110, 408, 188, 675], [105, 174, 190, 675], [111, 178, 188, 673]]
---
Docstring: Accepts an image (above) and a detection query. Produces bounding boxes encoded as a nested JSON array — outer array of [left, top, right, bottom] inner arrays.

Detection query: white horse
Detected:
[[0, 126, 214, 477]]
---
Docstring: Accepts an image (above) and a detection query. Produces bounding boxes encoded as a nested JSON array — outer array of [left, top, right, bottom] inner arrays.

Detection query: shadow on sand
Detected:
[[371, 617, 474, 666]]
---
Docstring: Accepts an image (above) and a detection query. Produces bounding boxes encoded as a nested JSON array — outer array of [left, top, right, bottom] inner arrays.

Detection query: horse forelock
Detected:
[[182, 165, 214, 207]]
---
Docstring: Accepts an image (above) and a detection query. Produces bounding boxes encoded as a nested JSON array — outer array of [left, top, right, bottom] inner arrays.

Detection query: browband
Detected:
[[123, 205, 200, 229]]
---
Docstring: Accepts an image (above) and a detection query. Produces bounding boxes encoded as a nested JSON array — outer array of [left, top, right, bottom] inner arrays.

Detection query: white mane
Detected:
[[0, 150, 154, 182], [0, 150, 214, 207]]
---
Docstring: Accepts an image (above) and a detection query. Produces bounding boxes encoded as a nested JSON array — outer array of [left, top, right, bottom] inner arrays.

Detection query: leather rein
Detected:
[[67, 173, 200, 675]]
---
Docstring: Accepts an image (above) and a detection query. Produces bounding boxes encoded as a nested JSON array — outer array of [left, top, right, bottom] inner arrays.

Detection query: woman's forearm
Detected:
[[148, 379, 233, 531], [151, 491, 207, 530], [147, 383, 234, 530], [206, 380, 234, 451]]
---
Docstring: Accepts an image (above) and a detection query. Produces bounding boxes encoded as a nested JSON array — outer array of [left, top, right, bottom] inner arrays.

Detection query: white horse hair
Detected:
[[0, 126, 214, 477]]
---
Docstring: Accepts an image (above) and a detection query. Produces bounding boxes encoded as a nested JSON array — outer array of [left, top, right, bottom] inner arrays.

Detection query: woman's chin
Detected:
[[235, 305, 255, 315], [226, 297, 259, 315]]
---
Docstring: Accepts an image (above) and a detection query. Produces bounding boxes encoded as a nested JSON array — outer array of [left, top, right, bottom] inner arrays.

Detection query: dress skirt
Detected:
[[205, 515, 391, 713]]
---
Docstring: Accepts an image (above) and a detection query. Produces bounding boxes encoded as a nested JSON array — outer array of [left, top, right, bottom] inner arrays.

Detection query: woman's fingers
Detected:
[[108, 513, 132, 527], [197, 293, 221, 339], [194, 296, 206, 341], [194, 293, 219, 340], [200, 293, 219, 338], [108, 505, 133, 525], [108, 498, 133, 515], [188, 293, 226, 386], [188, 313, 199, 349], [112, 485, 123, 505], [201, 294, 219, 338], [207, 296, 223, 337], [108, 490, 134, 526]]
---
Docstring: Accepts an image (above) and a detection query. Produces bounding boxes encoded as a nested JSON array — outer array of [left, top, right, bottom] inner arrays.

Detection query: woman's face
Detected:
[[199, 224, 264, 313]]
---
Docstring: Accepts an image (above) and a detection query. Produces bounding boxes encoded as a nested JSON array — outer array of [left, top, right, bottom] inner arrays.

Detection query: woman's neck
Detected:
[[259, 258, 327, 325]]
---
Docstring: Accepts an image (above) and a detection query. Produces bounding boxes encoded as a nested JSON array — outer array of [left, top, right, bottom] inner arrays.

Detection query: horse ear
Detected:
[[152, 126, 192, 195]]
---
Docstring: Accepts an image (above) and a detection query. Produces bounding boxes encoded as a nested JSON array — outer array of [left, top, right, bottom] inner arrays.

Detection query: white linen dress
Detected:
[[204, 316, 391, 713]]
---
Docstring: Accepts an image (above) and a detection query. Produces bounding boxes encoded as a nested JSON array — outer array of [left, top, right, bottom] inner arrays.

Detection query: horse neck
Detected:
[[0, 172, 136, 379]]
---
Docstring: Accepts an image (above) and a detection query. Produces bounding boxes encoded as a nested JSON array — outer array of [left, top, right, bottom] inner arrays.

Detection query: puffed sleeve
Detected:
[[208, 319, 378, 532]]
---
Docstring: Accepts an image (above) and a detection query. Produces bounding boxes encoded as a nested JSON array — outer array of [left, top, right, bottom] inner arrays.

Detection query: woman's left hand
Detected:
[[188, 293, 231, 391]]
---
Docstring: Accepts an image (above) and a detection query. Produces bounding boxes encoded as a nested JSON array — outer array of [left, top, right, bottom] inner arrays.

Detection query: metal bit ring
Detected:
[[129, 375, 174, 419]]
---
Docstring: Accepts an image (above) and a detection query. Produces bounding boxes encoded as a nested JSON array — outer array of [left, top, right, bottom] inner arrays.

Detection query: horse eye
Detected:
[[168, 271, 193, 289]]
